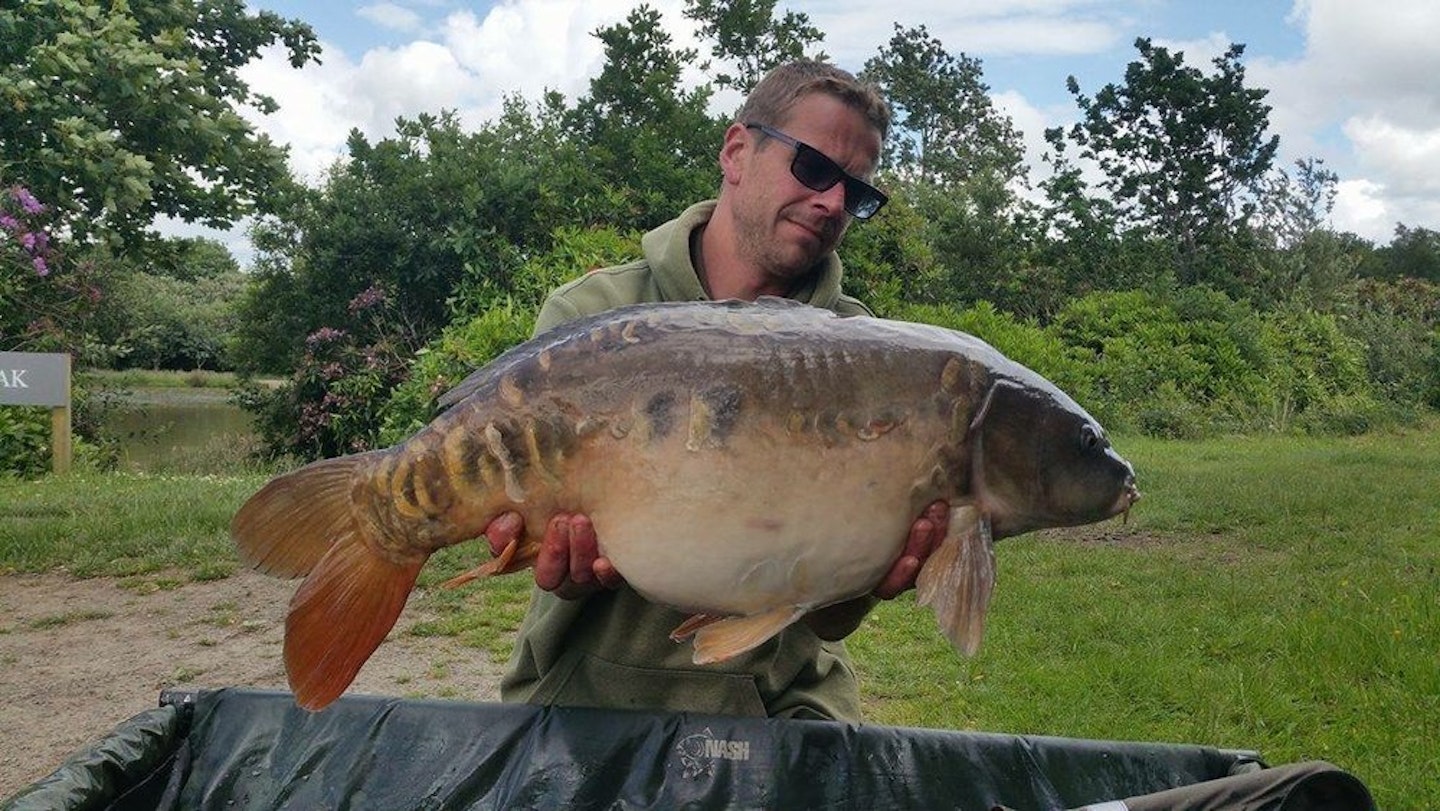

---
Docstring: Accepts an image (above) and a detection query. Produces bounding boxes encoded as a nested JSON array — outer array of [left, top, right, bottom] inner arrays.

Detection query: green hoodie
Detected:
[[499, 200, 874, 720]]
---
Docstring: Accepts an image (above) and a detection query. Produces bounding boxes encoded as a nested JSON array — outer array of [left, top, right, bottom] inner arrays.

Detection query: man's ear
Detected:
[[718, 122, 751, 186]]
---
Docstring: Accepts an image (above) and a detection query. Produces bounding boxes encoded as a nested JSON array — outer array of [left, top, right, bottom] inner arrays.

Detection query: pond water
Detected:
[[105, 387, 257, 472]]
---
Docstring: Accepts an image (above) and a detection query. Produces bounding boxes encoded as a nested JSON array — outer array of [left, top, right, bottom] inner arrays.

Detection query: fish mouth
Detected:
[[1114, 480, 1141, 524]]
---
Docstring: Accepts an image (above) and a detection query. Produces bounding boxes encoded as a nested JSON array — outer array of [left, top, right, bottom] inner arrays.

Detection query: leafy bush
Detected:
[[377, 302, 536, 445], [894, 301, 1096, 408], [1049, 289, 1274, 435], [240, 291, 413, 460], [1259, 306, 1382, 434], [829, 196, 942, 316], [0, 407, 53, 478], [1336, 278, 1440, 413], [379, 226, 642, 449]]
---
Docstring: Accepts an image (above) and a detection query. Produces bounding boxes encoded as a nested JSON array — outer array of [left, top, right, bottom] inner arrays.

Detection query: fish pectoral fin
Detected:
[[284, 534, 424, 711], [914, 505, 996, 656], [669, 613, 726, 642], [689, 606, 806, 665]]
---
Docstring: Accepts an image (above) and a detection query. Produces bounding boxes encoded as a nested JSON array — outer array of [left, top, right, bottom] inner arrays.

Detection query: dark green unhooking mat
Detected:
[[3, 687, 1373, 810]]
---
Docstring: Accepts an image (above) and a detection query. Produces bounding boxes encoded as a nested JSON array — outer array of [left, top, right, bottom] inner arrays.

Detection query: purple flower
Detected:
[[304, 326, 348, 349], [348, 284, 387, 314], [11, 186, 43, 215], [33, 255, 49, 276], [0, 213, 18, 232], [20, 232, 36, 251]]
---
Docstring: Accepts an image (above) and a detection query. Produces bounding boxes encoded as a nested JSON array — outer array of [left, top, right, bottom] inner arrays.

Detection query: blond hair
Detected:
[[735, 60, 891, 141]]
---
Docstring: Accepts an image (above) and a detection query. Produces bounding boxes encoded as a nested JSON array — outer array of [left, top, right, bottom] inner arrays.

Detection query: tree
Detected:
[[81, 237, 246, 369], [1368, 225, 1440, 283], [861, 24, 1024, 185], [683, 0, 826, 94], [859, 25, 1031, 312], [565, 5, 723, 225], [1046, 38, 1280, 290], [0, 0, 320, 249]]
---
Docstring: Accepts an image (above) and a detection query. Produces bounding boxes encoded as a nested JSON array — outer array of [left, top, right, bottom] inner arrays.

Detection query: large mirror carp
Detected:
[[233, 298, 1139, 710]]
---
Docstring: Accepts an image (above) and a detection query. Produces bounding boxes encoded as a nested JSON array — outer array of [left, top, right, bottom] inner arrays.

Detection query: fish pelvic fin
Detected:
[[915, 505, 996, 656], [669, 613, 726, 642], [690, 606, 806, 665], [231, 451, 387, 579], [439, 533, 542, 589], [285, 532, 424, 711]]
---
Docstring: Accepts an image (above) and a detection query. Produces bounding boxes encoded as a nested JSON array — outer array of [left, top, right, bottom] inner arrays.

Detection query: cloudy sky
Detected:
[[212, 0, 1440, 262]]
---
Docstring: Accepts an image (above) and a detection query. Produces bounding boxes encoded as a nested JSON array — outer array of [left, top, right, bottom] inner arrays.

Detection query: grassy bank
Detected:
[[849, 425, 1439, 809], [2, 426, 1436, 807], [82, 368, 245, 389]]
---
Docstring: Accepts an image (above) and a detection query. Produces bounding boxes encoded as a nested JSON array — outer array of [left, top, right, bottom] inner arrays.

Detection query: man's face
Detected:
[[724, 93, 884, 283]]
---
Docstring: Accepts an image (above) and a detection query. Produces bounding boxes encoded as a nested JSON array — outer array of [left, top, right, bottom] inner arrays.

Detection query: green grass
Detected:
[[82, 368, 245, 389], [848, 424, 1440, 809], [0, 472, 265, 580], [2, 426, 1437, 806]]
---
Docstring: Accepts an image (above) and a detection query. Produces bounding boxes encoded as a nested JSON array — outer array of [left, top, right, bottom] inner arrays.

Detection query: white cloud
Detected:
[[1343, 116, 1440, 198], [358, 3, 426, 34], [1331, 178, 1392, 241], [1244, 0, 1440, 241]]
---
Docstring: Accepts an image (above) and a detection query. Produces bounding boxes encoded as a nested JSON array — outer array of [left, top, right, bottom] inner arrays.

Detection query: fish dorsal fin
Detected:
[[689, 606, 806, 664], [915, 505, 996, 656]]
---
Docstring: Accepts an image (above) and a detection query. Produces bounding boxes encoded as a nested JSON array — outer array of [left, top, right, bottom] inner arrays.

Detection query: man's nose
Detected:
[[811, 181, 847, 217]]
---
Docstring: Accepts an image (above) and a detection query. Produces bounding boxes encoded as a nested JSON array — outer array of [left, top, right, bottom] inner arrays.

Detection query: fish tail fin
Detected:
[[285, 533, 424, 710], [231, 449, 428, 710], [690, 606, 805, 665], [915, 505, 996, 656], [231, 450, 390, 578]]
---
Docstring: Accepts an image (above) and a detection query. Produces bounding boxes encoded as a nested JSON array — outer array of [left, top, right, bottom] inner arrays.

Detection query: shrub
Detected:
[[1338, 278, 1440, 412], [1259, 307, 1381, 434], [377, 226, 642, 447], [0, 407, 53, 478], [377, 301, 536, 445], [1049, 289, 1273, 434], [894, 301, 1096, 409]]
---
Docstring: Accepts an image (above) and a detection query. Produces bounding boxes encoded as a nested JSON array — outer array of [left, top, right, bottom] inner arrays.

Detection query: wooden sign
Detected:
[[0, 351, 72, 473]]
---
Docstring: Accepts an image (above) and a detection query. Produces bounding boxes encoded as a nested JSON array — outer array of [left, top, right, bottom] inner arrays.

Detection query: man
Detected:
[[482, 59, 948, 721]]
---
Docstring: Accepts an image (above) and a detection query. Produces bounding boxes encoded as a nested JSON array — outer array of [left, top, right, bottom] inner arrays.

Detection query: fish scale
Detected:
[[232, 297, 1139, 710]]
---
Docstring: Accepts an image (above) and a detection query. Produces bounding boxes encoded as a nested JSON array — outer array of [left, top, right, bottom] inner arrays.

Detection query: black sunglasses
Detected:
[[744, 123, 888, 220]]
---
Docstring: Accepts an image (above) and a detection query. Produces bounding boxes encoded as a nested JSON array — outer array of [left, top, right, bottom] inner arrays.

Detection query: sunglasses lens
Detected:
[[844, 179, 887, 220], [790, 146, 842, 193]]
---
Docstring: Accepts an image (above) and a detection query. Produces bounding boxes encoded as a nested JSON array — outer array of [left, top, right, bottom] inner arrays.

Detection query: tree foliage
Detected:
[[0, 0, 319, 249], [1045, 38, 1280, 292], [683, 0, 826, 94], [862, 24, 1024, 185], [565, 5, 723, 225]]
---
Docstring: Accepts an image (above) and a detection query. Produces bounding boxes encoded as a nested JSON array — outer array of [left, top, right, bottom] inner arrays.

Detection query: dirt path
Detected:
[[0, 571, 503, 799]]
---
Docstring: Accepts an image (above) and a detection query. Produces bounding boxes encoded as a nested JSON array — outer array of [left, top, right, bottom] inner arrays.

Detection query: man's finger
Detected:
[[534, 513, 573, 591], [568, 514, 597, 585], [484, 511, 524, 557]]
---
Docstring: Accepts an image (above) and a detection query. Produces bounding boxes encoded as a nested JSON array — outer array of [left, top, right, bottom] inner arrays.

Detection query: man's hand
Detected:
[[872, 500, 948, 599], [482, 511, 625, 600]]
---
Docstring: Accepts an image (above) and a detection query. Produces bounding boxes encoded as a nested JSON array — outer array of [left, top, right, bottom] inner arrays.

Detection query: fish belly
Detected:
[[580, 427, 935, 616]]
